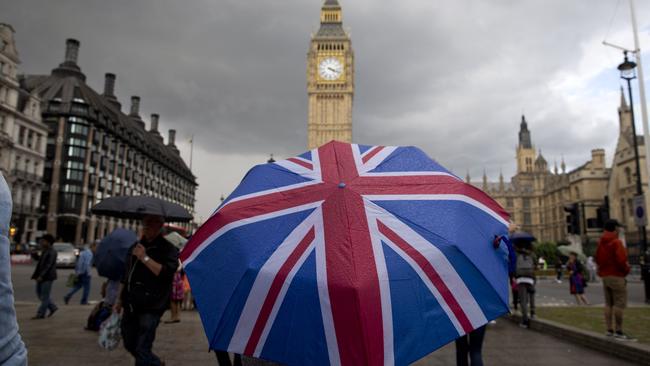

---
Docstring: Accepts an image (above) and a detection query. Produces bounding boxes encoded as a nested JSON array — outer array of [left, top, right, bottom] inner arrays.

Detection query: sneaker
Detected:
[[31, 315, 45, 320], [606, 330, 614, 337], [47, 307, 58, 318], [614, 332, 637, 341]]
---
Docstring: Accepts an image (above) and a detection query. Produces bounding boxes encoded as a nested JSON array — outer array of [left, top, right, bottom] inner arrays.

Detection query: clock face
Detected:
[[318, 57, 343, 80]]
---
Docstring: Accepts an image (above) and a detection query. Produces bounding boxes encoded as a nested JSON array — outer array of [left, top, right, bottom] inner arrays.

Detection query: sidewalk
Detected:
[[15, 303, 639, 366]]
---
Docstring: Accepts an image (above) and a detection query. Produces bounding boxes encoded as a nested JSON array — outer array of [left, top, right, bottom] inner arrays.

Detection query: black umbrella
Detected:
[[91, 195, 193, 222]]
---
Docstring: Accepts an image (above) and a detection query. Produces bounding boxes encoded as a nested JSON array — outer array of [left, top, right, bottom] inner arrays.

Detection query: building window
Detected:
[[67, 146, 86, 158], [524, 212, 532, 225], [68, 118, 89, 136], [624, 167, 632, 185], [18, 126, 26, 145]]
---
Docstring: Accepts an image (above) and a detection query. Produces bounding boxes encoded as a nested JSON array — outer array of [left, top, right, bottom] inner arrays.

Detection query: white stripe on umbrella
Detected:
[[228, 209, 319, 354]]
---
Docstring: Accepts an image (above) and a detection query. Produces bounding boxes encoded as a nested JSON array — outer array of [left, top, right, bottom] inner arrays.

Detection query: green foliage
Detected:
[[534, 241, 558, 264]]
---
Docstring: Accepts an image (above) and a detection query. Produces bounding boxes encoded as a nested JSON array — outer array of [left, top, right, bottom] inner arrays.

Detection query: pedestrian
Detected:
[[595, 219, 635, 340], [554, 258, 563, 283], [455, 325, 486, 366], [64, 242, 96, 305], [165, 260, 184, 324], [586, 256, 597, 282], [567, 252, 589, 305], [514, 245, 536, 328], [0, 172, 27, 363], [30, 234, 58, 319], [114, 214, 179, 365], [182, 272, 193, 310]]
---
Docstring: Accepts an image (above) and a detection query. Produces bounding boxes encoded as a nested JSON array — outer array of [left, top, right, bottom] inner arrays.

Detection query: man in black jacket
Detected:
[[114, 214, 178, 366], [31, 234, 58, 319]]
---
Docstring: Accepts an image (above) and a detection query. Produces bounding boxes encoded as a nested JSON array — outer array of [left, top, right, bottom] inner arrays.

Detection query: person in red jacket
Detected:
[[595, 219, 634, 340]]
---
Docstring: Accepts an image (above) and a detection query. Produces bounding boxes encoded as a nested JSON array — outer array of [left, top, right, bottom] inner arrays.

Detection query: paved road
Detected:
[[532, 277, 645, 307], [14, 303, 639, 366], [9, 263, 646, 365], [11, 263, 104, 305], [10, 263, 646, 307]]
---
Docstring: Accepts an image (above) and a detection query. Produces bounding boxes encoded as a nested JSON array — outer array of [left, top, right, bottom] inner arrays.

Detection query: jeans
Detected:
[[36, 280, 57, 317], [0, 172, 27, 364], [517, 283, 535, 324], [455, 325, 486, 366], [64, 273, 91, 304], [121, 310, 162, 366]]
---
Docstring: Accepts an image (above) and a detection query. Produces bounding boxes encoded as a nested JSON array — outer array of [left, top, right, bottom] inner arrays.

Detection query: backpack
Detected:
[[86, 301, 112, 331], [516, 253, 535, 278]]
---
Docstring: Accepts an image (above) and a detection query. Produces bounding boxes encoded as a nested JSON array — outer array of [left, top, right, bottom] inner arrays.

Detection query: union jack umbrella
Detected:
[[181, 141, 511, 366]]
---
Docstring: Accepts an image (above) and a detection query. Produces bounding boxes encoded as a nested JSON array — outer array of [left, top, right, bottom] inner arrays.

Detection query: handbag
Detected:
[[66, 273, 79, 288], [98, 313, 122, 350]]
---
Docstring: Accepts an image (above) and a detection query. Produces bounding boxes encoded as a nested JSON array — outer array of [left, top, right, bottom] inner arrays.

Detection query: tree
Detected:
[[534, 241, 558, 265]]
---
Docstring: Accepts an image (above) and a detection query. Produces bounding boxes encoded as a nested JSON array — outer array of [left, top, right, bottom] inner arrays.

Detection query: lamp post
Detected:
[[618, 51, 650, 303]]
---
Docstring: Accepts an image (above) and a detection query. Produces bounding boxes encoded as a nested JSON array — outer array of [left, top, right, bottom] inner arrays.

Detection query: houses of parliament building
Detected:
[[472, 92, 647, 257]]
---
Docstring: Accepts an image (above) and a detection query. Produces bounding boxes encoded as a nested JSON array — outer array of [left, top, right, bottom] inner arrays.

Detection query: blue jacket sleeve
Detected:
[[0, 172, 28, 365]]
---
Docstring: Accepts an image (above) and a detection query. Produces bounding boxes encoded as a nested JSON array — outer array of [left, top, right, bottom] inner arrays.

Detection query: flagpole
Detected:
[[189, 134, 194, 172], [629, 0, 650, 195]]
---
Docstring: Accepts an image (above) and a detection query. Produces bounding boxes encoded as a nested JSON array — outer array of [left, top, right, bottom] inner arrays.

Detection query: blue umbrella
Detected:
[[94, 228, 137, 280], [181, 141, 511, 366]]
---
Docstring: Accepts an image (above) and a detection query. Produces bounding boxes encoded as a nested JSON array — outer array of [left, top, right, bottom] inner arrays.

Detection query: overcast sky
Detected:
[[3, 0, 650, 222]]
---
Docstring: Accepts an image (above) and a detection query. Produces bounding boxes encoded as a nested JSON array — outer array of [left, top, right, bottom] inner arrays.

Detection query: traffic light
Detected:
[[564, 203, 580, 234], [9, 226, 16, 237]]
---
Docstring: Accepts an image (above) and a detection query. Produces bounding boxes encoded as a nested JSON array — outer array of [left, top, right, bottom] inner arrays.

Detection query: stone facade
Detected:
[[0, 23, 48, 244], [307, 0, 354, 149], [475, 93, 649, 257], [19, 38, 197, 244]]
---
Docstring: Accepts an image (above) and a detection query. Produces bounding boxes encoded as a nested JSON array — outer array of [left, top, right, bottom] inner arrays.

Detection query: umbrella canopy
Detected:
[[94, 228, 138, 280], [181, 141, 511, 366], [91, 195, 192, 222], [557, 244, 587, 262], [510, 231, 536, 242], [164, 231, 188, 249]]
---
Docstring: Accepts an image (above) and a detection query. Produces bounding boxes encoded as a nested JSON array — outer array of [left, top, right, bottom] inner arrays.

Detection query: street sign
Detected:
[[633, 195, 647, 226]]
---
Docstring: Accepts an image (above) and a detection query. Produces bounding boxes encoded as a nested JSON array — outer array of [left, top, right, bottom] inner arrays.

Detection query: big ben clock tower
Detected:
[[307, 0, 354, 149]]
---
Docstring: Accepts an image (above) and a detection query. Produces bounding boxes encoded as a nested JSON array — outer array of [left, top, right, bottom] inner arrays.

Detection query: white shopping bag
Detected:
[[98, 313, 121, 350]]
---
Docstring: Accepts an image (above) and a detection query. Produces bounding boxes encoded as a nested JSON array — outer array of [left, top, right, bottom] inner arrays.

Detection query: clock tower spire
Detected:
[[307, 0, 354, 149]]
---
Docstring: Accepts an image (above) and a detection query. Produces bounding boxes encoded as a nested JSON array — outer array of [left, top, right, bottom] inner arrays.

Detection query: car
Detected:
[[53, 242, 77, 268]]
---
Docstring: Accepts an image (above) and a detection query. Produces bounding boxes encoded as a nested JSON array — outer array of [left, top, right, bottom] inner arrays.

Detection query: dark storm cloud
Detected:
[[3, 0, 650, 218]]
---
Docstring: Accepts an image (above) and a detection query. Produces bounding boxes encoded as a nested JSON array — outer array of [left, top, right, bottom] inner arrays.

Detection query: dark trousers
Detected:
[[215, 351, 242, 366], [517, 283, 535, 324], [64, 273, 91, 304], [455, 325, 486, 366], [121, 310, 162, 366], [36, 280, 57, 317]]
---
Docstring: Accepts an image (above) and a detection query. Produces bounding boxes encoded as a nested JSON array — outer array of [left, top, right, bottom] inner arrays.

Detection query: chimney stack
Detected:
[[64, 39, 80, 64], [103, 73, 116, 96], [168, 129, 176, 145], [129, 96, 140, 116], [150, 114, 159, 132]]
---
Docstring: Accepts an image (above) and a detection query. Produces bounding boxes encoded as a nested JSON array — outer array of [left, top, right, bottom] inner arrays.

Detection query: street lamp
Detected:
[[267, 154, 276, 164], [618, 51, 650, 303]]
